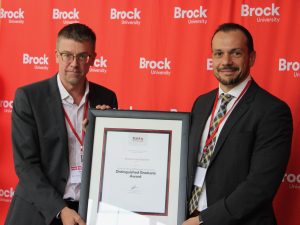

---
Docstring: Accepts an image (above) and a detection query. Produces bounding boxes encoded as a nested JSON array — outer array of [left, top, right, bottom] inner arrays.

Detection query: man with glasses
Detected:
[[5, 23, 118, 225]]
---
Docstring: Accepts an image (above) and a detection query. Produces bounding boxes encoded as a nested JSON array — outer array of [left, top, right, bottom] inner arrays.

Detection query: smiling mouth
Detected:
[[221, 70, 234, 73], [218, 67, 238, 73]]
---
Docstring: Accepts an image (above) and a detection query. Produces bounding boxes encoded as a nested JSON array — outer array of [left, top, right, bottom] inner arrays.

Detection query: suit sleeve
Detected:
[[201, 101, 293, 224], [111, 91, 118, 109], [12, 88, 65, 225]]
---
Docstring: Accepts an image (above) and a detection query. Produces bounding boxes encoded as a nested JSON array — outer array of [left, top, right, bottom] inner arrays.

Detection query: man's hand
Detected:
[[82, 118, 88, 133], [182, 216, 200, 225], [95, 104, 112, 110], [60, 207, 86, 225], [82, 104, 113, 132]]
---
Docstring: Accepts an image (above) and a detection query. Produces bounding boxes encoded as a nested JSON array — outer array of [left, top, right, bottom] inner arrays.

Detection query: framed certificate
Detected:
[[79, 110, 190, 225]]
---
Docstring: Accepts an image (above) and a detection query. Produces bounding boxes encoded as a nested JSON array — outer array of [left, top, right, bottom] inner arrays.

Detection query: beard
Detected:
[[215, 73, 241, 86], [214, 66, 248, 86]]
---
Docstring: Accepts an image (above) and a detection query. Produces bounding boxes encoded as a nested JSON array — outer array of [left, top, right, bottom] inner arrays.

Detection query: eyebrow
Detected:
[[58, 50, 89, 54], [213, 48, 243, 52]]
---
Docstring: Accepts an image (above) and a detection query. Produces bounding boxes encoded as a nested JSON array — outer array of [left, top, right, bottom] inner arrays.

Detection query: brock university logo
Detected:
[[282, 173, 300, 189], [173, 6, 208, 24], [52, 8, 80, 24], [279, 58, 300, 78], [90, 56, 108, 73], [139, 57, 171, 76], [0, 187, 14, 202], [0, 100, 13, 113], [241, 3, 280, 23], [23, 53, 49, 71], [110, 8, 141, 25], [0, 8, 25, 24]]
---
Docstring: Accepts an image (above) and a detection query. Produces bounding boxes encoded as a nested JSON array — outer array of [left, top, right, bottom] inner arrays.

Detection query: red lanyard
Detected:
[[63, 98, 89, 151], [203, 80, 252, 150]]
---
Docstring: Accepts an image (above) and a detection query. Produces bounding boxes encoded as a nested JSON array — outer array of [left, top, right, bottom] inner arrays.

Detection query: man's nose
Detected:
[[221, 53, 233, 65], [70, 55, 79, 66]]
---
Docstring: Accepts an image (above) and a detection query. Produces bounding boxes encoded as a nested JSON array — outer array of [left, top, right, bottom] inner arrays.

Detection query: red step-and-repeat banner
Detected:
[[0, 0, 299, 224]]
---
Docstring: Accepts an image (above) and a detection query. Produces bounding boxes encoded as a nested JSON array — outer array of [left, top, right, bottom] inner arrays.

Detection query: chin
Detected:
[[218, 77, 239, 86], [67, 78, 82, 85]]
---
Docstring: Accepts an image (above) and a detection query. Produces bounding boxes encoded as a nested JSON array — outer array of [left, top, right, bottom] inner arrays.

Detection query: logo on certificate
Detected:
[[128, 133, 147, 146]]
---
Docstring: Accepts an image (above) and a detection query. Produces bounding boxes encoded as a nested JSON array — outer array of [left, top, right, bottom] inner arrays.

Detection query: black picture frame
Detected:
[[79, 109, 190, 225]]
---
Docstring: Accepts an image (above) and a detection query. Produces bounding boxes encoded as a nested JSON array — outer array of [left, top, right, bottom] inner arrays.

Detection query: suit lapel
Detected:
[[209, 82, 258, 165], [88, 82, 97, 108], [188, 90, 217, 195], [191, 90, 217, 168], [47, 75, 68, 154]]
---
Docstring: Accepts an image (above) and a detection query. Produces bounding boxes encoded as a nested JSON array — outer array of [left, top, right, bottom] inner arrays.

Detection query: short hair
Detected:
[[57, 23, 96, 50], [211, 23, 254, 53]]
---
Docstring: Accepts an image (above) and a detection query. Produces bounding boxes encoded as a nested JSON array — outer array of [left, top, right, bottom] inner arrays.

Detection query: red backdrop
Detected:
[[1, 0, 299, 224]]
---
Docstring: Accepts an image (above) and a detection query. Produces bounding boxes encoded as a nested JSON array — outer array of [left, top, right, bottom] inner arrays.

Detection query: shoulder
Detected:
[[242, 82, 293, 130], [16, 76, 55, 96], [89, 81, 117, 97], [88, 81, 118, 108], [252, 82, 291, 112], [192, 88, 218, 110], [13, 76, 61, 113]]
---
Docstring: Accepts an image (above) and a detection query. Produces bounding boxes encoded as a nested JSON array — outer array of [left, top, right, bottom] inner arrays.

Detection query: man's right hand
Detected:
[[60, 207, 86, 225], [95, 104, 112, 110]]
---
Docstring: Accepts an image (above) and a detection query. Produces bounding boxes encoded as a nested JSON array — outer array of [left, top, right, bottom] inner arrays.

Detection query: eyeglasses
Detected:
[[57, 50, 92, 64]]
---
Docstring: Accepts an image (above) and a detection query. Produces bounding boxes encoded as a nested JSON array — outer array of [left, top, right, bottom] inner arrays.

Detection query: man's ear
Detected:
[[89, 52, 97, 65], [249, 51, 256, 67], [55, 50, 60, 64]]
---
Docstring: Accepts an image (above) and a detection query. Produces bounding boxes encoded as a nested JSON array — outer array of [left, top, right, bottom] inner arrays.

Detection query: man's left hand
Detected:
[[182, 216, 200, 225], [82, 105, 113, 132]]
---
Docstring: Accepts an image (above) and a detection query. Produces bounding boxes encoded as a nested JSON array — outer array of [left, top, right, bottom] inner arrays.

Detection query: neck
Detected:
[[70, 88, 85, 105], [64, 81, 86, 105], [220, 84, 234, 93]]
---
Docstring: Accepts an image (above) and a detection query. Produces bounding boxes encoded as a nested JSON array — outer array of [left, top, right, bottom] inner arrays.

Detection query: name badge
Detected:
[[194, 167, 207, 187], [70, 165, 82, 184]]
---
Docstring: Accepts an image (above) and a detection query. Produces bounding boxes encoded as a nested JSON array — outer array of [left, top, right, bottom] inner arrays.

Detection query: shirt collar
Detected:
[[218, 75, 252, 99], [57, 74, 89, 105]]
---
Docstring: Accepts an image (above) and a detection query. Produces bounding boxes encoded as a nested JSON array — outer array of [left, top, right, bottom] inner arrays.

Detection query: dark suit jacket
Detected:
[[187, 81, 293, 225], [5, 75, 118, 225]]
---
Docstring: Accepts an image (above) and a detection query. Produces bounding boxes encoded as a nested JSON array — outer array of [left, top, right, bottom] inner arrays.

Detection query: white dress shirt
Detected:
[[57, 74, 89, 201], [197, 75, 252, 211]]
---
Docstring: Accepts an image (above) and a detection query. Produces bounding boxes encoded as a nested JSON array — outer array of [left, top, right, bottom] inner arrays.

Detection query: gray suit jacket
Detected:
[[187, 81, 293, 225], [5, 75, 118, 225]]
